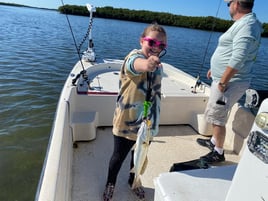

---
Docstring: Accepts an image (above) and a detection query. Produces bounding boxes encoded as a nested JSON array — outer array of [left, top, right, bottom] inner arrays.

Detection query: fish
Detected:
[[131, 119, 151, 189]]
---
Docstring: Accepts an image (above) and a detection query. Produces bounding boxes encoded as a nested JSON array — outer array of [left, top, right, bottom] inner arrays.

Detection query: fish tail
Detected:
[[130, 167, 135, 173], [131, 176, 141, 189]]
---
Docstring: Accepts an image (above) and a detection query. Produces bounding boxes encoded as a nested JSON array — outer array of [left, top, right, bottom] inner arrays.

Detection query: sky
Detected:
[[1, 0, 268, 23]]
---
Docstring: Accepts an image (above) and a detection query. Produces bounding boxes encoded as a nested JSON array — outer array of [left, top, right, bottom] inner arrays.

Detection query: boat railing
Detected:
[[76, 62, 121, 94]]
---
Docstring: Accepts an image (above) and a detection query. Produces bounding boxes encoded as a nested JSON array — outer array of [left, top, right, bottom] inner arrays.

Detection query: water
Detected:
[[0, 5, 267, 201]]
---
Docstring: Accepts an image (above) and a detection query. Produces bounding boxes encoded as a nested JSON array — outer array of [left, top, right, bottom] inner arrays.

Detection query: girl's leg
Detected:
[[128, 149, 135, 186], [106, 135, 135, 185]]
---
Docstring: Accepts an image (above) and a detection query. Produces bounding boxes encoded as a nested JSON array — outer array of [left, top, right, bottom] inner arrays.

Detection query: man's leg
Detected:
[[213, 124, 226, 149], [200, 124, 226, 163]]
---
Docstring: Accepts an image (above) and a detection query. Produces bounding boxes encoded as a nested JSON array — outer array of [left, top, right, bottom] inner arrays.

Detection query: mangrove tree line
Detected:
[[59, 4, 268, 37]]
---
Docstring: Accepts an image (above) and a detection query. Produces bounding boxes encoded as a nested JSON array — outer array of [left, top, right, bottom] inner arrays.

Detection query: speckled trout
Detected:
[[131, 119, 151, 189]]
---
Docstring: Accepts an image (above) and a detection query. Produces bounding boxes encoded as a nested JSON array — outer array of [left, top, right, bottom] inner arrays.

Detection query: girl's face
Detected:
[[140, 31, 167, 58]]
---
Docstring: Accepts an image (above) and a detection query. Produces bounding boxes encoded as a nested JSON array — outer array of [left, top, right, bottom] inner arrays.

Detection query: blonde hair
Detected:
[[141, 23, 167, 38]]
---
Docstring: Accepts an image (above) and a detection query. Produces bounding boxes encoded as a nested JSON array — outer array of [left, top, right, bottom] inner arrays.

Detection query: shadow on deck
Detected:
[[72, 125, 240, 201]]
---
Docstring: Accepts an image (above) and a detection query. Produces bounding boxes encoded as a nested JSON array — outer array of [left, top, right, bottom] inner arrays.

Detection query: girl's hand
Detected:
[[147, 56, 161, 72]]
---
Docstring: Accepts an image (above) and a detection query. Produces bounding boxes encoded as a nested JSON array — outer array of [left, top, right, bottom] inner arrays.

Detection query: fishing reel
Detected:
[[191, 75, 204, 93]]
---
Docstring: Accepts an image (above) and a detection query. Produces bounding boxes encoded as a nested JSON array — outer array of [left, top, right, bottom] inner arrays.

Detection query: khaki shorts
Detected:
[[205, 80, 249, 126]]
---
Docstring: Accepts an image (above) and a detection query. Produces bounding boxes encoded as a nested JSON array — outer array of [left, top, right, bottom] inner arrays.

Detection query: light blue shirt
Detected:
[[211, 13, 262, 82]]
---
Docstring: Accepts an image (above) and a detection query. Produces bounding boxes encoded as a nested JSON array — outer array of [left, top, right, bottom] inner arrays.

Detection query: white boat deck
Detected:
[[88, 68, 207, 97], [72, 125, 240, 201], [35, 61, 256, 201]]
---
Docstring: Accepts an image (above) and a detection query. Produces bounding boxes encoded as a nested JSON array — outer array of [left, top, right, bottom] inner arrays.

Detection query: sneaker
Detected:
[[200, 150, 225, 163], [132, 186, 145, 201], [103, 183, 115, 201], [196, 138, 215, 151]]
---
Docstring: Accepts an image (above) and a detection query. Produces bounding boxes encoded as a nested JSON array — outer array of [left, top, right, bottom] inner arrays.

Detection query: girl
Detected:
[[103, 23, 167, 201]]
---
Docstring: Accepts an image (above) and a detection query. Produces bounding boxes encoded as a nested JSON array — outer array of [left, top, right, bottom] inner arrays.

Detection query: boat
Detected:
[[35, 4, 268, 201]]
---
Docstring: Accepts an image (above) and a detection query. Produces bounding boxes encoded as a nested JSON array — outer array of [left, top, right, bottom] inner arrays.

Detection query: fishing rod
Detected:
[[143, 48, 167, 119], [60, 0, 96, 85], [192, 0, 222, 93]]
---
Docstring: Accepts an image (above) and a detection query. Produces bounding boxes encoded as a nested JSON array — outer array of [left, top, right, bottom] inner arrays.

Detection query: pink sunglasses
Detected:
[[143, 37, 167, 50]]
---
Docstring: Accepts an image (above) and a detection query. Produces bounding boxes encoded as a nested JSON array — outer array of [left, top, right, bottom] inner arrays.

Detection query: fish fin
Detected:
[[131, 176, 142, 189], [131, 143, 136, 151], [140, 156, 148, 175], [130, 167, 135, 173]]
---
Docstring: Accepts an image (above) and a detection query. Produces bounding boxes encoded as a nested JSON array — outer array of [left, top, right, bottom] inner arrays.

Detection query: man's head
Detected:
[[224, 0, 254, 9], [224, 0, 254, 20], [224, 0, 254, 2]]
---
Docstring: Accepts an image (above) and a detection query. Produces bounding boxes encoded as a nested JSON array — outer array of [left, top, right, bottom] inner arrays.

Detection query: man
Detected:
[[197, 0, 262, 163]]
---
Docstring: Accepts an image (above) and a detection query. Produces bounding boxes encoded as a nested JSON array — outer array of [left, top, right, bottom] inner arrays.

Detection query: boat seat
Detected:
[[71, 111, 98, 141], [225, 103, 255, 156], [154, 165, 237, 201]]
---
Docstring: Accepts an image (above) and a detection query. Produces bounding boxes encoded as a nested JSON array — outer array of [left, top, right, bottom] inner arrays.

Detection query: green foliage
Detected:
[[58, 4, 89, 16], [262, 23, 268, 37], [58, 5, 267, 37]]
